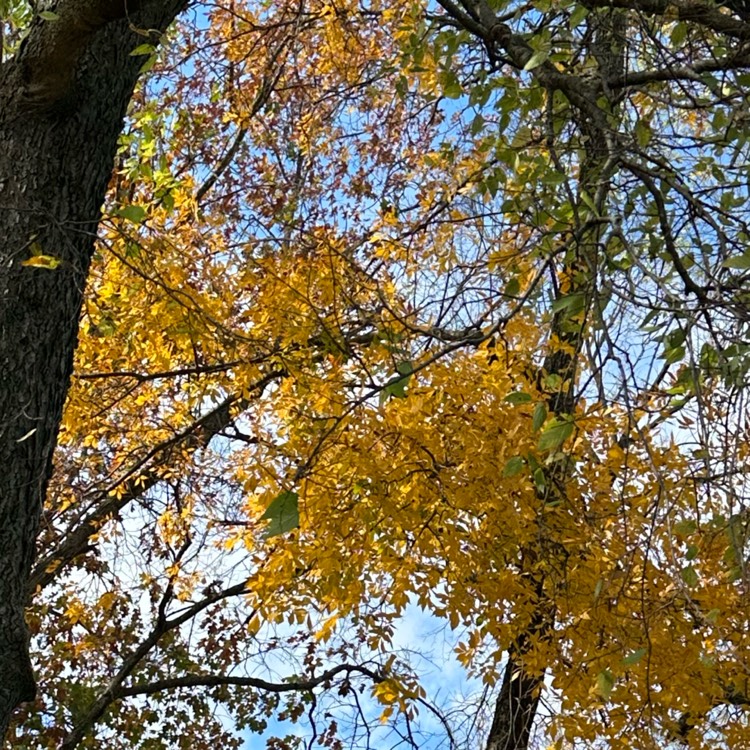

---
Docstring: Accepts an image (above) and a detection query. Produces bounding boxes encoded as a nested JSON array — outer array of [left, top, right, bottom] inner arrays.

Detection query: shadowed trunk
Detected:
[[485, 635, 543, 750], [0, 0, 186, 736], [482, 8, 626, 749]]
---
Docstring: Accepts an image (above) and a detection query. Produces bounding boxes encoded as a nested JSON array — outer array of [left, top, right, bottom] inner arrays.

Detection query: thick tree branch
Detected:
[[14, 0, 153, 108], [582, 0, 750, 39], [609, 55, 750, 89], [29, 368, 283, 596], [482, 8, 625, 749], [435, 0, 610, 138]]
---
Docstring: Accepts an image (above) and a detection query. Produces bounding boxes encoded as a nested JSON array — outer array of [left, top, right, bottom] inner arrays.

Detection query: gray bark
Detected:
[[0, 0, 186, 736]]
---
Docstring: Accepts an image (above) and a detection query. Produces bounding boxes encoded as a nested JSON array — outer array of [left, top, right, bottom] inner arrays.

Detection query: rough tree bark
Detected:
[[0, 0, 186, 736]]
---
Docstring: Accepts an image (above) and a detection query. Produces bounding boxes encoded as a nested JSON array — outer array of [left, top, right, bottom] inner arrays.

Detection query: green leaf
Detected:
[[551, 293, 585, 315], [261, 491, 299, 538], [665, 327, 686, 348], [470, 114, 485, 135], [681, 564, 699, 587], [634, 119, 652, 148], [670, 20, 688, 45], [569, 4, 588, 27], [504, 276, 520, 297], [396, 360, 413, 376], [118, 205, 147, 224], [384, 380, 407, 399], [532, 402, 547, 432], [596, 670, 615, 700], [503, 456, 525, 477], [523, 48, 549, 71], [131, 43, 156, 56], [443, 81, 463, 99], [723, 254, 750, 270], [663, 345, 685, 365], [622, 648, 647, 666], [674, 519, 697, 537], [39, 9, 58, 20], [538, 419, 574, 451], [579, 190, 598, 215], [140, 54, 158, 74], [382, 361, 413, 400], [541, 170, 566, 186], [441, 70, 463, 99], [504, 392, 532, 405]]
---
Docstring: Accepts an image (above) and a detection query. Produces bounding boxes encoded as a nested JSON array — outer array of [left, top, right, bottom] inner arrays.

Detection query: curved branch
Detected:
[[117, 663, 386, 699], [57, 578, 255, 750]]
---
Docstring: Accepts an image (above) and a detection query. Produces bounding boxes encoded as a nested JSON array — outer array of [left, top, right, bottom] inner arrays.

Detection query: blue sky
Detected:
[[231, 602, 483, 750]]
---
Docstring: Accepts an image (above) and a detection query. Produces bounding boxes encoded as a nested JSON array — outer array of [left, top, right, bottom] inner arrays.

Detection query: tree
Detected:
[[5, 0, 750, 747], [0, 0, 190, 734]]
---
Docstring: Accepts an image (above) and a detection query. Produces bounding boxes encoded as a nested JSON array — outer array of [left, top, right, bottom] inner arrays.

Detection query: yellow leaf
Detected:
[[22, 254, 62, 269], [379, 706, 393, 724], [315, 614, 339, 641], [98, 591, 116, 610]]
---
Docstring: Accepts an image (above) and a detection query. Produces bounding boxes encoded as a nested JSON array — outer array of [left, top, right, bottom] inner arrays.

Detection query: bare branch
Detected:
[[117, 663, 386, 699], [29, 369, 283, 596]]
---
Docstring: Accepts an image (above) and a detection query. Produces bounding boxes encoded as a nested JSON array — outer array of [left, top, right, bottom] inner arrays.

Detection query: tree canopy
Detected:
[[4, 0, 750, 747]]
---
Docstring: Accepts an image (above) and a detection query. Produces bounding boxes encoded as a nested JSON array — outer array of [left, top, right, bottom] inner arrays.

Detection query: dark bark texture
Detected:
[[0, 0, 185, 737], [485, 636, 543, 750]]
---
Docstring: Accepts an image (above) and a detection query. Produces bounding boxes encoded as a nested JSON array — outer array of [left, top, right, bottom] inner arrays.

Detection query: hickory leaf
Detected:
[[538, 419, 574, 451], [261, 491, 300, 539]]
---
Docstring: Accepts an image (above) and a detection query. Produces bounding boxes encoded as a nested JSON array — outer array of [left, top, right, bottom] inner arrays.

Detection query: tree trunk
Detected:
[[0, 0, 185, 736], [483, 8, 626, 749], [485, 639, 542, 750]]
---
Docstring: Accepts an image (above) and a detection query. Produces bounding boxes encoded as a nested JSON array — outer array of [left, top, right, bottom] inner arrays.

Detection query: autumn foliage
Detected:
[[6, 0, 750, 747]]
